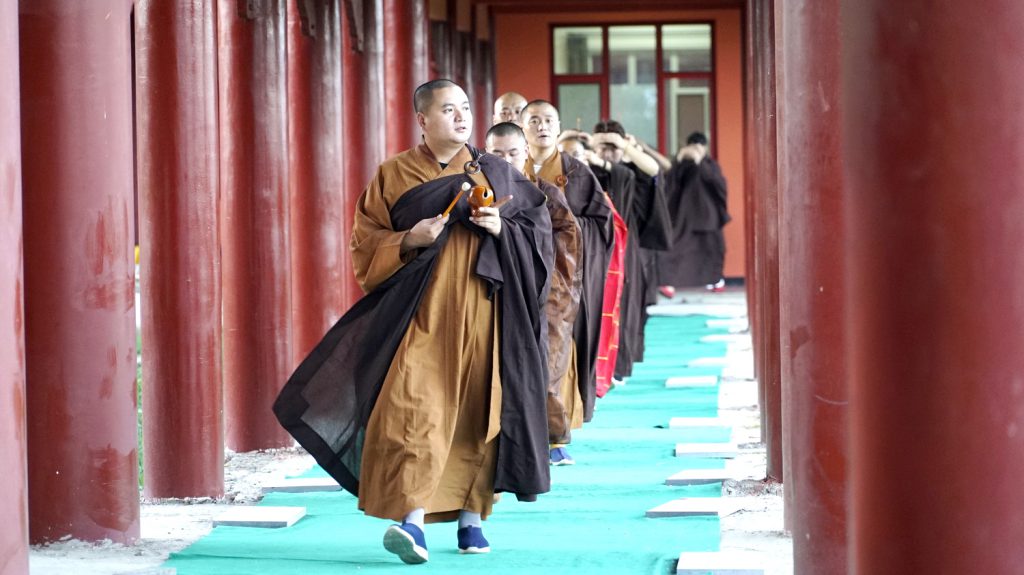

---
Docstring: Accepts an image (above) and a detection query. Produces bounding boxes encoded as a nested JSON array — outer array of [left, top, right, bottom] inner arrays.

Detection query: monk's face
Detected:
[[417, 85, 473, 146], [493, 95, 527, 125], [522, 103, 561, 151], [486, 133, 529, 173]]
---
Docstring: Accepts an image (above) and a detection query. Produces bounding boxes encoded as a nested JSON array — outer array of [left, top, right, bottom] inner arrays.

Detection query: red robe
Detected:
[[596, 196, 628, 398]]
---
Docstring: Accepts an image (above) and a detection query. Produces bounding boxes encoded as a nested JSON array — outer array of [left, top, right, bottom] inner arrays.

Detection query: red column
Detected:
[[288, 0, 349, 363], [777, 0, 847, 571], [0, 2, 28, 571], [384, 0, 428, 156], [135, 1, 223, 498], [20, 1, 139, 543], [845, 2, 1024, 573], [751, 0, 783, 482], [219, 0, 293, 451], [742, 2, 760, 387], [341, 0, 386, 307]]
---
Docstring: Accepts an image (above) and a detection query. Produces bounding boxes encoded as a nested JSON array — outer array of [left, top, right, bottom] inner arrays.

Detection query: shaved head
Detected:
[[414, 78, 459, 113], [493, 91, 528, 125]]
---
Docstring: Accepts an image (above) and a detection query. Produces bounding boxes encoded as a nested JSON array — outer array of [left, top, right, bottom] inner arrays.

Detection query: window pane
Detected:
[[663, 77, 711, 156], [608, 26, 657, 146], [557, 83, 601, 135], [662, 24, 712, 72], [553, 27, 603, 75]]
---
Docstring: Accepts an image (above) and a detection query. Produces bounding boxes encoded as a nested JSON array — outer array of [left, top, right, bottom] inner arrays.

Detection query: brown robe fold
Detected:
[[534, 177, 583, 444], [525, 150, 612, 422]]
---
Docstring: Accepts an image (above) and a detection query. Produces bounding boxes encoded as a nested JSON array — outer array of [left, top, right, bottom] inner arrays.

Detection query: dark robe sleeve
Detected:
[[632, 166, 674, 251], [562, 155, 614, 422]]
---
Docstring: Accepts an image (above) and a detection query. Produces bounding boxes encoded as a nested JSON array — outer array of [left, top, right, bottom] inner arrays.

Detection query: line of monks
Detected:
[[273, 79, 730, 565]]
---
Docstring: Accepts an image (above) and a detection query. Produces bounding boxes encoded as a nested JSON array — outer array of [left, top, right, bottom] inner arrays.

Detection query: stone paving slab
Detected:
[[676, 551, 765, 574], [675, 443, 740, 458], [213, 506, 306, 528], [261, 477, 340, 494], [665, 468, 738, 486], [665, 375, 720, 388], [646, 498, 748, 518]]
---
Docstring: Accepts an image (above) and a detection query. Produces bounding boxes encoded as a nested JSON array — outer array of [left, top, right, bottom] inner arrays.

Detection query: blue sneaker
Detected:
[[383, 522, 428, 564], [550, 446, 575, 466], [457, 526, 491, 554]]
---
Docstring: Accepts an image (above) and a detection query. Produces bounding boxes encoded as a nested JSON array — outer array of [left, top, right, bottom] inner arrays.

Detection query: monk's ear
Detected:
[[416, 112, 426, 130]]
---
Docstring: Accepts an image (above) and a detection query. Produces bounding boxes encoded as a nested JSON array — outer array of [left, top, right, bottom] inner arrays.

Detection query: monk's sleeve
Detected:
[[635, 169, 673, 251], [574, 168, 614, 249], [350, 168, 413, 293]]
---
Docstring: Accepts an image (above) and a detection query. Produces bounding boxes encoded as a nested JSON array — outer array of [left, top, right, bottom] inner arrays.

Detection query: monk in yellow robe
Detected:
[[274, 80, 552, 565], [522, 101, 613, 466], [485, 121, 585, 464]]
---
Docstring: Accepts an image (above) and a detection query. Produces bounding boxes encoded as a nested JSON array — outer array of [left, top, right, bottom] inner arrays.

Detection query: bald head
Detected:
[[521, 100, 561, 154], [492, 91, 528, 125]]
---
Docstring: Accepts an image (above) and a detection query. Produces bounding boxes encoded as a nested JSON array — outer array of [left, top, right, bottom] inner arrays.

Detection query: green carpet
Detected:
[[164, 315, 730, 574]]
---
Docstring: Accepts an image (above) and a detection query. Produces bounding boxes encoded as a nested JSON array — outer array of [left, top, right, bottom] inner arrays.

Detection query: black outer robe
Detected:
[[593, 161, 672, 378], [657, 156, 730, 287], [556, 154, 613, 422], [273, 151, 554, 501]]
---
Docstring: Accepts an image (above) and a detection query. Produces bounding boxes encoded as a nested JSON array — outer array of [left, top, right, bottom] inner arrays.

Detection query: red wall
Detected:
[[494, 8, 746, 279]]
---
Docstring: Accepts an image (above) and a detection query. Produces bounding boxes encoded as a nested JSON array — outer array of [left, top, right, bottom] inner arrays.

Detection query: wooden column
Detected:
[[384, 0, 428, 156], [135, 0, 224, 499], [219, 0, 293, 451], [20, 0, 139, 543], [845, 2, 1024, 573], [0, 0, 28, 569], [750, 0, 783, 482], [777, 0, 848, 571], [341, 0, 387, 307], [288, 0, 350, 363]]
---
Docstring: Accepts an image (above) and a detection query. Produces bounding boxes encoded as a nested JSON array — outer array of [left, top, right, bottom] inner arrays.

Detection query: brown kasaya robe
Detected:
[[533, 177, 584, 444], [353, 145, 502, 523], [525, 151, 612, 422], [274, 144, 552, 526]]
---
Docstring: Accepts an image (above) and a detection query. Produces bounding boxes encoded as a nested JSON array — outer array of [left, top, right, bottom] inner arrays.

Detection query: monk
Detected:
[[274, 79, 552, 565], [659, 131, 730, 291], [485, 121, 584, 466], [521, 100, 613, 436], [492, 91, 528, 126], [590, 120, 672, 381]]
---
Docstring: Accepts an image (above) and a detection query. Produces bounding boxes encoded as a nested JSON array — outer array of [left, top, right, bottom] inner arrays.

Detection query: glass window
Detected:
[[663, 77, 711, 156], [557, 83, 602, 135], [608, 26, 657, 146], [662, 24, 712, 73], [553, 27, 603, 75]]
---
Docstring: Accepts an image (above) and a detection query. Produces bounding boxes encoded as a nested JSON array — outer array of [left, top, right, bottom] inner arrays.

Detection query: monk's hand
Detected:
[[470, 206, 502, 237], [402, 213, 449, 251]]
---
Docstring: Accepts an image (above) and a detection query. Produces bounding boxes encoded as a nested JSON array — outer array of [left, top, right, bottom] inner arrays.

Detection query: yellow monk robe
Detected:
[[351, 144, 502, 523], [525, 150, 612, 423]]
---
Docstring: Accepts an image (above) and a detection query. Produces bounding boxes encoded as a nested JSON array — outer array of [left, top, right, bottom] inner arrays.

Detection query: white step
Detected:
[[675, 443, 740, 458], [665, 468, 737, 486], [700, 333, 751, 344], [646, 497, 748, 518], [676, 551, 765, 574], [261, 477, 340, 494], [665, 375, 720, 388], [213, 506, 306, 528]]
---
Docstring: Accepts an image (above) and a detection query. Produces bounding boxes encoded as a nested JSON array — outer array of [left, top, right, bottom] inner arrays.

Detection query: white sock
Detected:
[[403, 508, 425, 529], [458, 510, 481, 529]]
